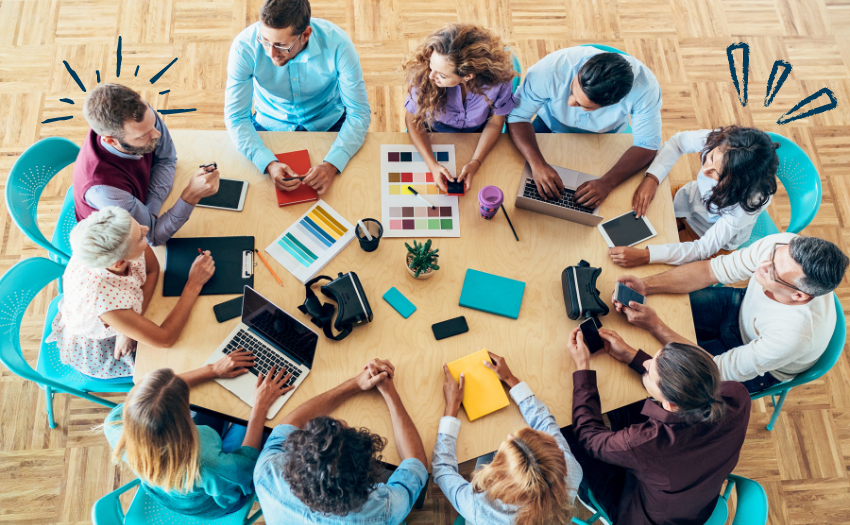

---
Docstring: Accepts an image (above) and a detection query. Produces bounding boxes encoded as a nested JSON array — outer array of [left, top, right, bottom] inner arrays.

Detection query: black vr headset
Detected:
[[562, 260, 609, 320], [298, 272, 373, 341]]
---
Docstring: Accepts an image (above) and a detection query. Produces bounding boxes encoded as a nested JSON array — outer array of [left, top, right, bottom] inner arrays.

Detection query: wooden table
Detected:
[[135, 131, 696, 466]]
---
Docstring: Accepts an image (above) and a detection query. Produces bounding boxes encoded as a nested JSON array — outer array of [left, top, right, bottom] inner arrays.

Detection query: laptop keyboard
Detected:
[[223, 329, 302, 387], [523, 179, 596, 214]]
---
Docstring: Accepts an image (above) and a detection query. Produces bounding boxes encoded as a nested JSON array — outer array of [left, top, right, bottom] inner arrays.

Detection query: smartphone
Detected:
[[579, 317, 605, 354], [432, 316, 469, 341], [615, 282, 646, 309], [446, 180, 465, 196], [197, 179, 249, 212], [213, 296, 243, 323]]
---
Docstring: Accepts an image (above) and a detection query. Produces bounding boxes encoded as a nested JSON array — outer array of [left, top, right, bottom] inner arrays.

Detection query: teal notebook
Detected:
[[459, 269, 525, 319]]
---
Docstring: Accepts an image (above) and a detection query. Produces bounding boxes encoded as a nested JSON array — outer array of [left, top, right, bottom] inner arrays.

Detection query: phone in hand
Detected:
[[579, 317, 605, 354], [213, 296, 243, 323], [432, 316, 469, 341], [615, 282, 646, 309]]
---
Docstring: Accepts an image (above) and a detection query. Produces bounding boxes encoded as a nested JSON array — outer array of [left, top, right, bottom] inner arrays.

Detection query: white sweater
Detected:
[[646, 130, 771, 265], [709, 233, 836, 382]]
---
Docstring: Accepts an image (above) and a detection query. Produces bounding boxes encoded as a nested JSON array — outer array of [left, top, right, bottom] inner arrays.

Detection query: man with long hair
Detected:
[[565, 331, 751, 524], [507, 47, 662, 207], [225, 0, 370, 195]]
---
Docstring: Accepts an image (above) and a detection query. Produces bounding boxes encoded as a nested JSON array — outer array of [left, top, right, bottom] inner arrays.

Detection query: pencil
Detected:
[[407, 186, 436, 210], [254, 249, 284, 286], [501, 204, 519, 242]]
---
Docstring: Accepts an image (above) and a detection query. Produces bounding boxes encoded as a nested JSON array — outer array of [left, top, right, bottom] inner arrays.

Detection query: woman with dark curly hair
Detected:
[[610, 126, 779, 267], [402, 24, 517, 192], [254, 358, 428, 524]]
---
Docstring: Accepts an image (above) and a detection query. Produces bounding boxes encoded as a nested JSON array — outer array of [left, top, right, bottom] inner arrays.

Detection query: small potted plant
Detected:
[[405, 239, 440, 280]]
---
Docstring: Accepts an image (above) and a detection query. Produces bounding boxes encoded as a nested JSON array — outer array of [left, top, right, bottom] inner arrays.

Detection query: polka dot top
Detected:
[[46, 254, 146, 379]]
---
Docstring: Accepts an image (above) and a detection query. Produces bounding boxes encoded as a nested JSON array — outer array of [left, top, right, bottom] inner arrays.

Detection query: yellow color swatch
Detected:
[[402, 186, 414, 195], [427, 185, 439, 195], [389, 185, 401, 195], [446, 349, 510, 421]]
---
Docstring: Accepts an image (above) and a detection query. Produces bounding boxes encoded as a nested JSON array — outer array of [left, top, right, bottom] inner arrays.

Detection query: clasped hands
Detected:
[[268, 160, 338, 195]]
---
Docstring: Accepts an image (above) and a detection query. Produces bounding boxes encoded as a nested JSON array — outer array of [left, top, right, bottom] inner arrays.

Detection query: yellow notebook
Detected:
[[446, 349, 510, 421]]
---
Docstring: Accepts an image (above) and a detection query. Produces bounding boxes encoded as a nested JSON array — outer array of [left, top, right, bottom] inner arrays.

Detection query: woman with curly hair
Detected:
[[403, 24, 517, 192], [103, 363, 293, 518], [436, 352, 581, 524], [254, 358, 429, 524], [610, 126, 779, 267]]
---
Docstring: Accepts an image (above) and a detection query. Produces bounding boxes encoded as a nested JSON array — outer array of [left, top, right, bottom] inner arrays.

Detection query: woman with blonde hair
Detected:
[[103, 360, 293, 518], [435, 352, 581, 524], [403, 24, 517, 192]]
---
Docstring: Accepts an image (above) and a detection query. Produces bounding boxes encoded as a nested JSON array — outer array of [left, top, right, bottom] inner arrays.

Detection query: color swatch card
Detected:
[[265, 200, 355, 284], [446, 348, 510, 421], [381, 144, 460, 238]]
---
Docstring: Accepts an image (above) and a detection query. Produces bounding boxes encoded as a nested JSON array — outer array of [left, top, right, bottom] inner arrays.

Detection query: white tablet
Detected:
[[597, 211, 657, 248], [196, 179, 248, 212]]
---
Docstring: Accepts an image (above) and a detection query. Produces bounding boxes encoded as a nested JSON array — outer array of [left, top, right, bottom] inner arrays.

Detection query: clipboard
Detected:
[[163, 236, 255, 296]]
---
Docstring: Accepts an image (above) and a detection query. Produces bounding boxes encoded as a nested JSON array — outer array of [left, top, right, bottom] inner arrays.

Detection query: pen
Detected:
[[199, 162, 217, 172], [284, 176, 307, 181], [407, 186, 436, 210], [501, 204, 519, 242], [198, 247, 203, 255], [255, 249, 284, 287]]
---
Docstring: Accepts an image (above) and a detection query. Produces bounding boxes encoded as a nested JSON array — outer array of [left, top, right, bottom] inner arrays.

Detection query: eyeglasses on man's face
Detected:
[[769, 242, 803, 293], [256, 34, 301, 54]]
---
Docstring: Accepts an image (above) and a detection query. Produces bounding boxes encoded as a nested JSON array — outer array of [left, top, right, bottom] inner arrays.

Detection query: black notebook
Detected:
[[163, 236, 254, 296]]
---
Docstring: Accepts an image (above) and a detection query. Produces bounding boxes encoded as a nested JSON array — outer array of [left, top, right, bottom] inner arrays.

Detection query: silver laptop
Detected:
[[515, 162, 604, 227], [204, 286, 319, 419]]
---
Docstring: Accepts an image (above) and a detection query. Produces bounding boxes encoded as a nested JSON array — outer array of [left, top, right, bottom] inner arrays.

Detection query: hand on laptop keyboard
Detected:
[[574, 178, 613, 208], [211, 349, 257, 378], [531, 164, 566, 200], [253, 365, 295, 410]]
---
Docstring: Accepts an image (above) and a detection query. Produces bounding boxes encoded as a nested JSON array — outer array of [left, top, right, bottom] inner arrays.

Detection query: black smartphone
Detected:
[[615, 282, 646, 309], [213, 296, 243, 323], [579, 317, 605, 354], [432, 316, 469, 340], [446, 180, 465, 195]]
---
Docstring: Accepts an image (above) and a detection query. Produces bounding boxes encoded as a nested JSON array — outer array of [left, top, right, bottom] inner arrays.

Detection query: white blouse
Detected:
[[46, 255, 146, 379], [645, 129, 771, 265]]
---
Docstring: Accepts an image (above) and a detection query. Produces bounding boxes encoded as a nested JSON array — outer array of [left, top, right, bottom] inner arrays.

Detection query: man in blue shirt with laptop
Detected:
[[507, 47, 662, 210], [225, 0, 371, 195]]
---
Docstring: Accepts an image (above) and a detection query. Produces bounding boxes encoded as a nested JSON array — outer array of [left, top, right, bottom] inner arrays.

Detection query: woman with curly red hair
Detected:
[[403, 24, 517, 192]]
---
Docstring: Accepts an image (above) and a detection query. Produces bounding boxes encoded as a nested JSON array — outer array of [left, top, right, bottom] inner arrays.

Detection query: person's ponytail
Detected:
[[655, 343, 726, 425]]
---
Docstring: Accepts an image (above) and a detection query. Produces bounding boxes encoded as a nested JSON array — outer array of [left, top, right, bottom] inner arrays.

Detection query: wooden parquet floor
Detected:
[[1, 0, 850, 523]]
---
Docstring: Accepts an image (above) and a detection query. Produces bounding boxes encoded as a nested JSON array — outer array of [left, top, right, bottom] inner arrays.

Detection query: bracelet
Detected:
[[645, 173, 660, 185], [469, 158, 482, 167]]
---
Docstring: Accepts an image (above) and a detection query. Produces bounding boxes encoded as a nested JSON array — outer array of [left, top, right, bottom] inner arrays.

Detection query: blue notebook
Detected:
[[459, 269, 525, 319]]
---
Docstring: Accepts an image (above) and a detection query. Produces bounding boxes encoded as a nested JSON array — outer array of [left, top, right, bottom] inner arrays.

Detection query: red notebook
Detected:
[[275, 150, 318, 207]]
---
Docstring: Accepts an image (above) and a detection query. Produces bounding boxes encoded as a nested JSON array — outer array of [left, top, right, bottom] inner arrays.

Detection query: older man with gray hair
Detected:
[[611, 232, 848, 393], [73, 83, 220, 246], [47, 207, 216, 381]]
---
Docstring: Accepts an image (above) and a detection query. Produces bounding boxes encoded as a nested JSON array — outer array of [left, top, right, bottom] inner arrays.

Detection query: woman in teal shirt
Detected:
[[103, 352, 293, 518]]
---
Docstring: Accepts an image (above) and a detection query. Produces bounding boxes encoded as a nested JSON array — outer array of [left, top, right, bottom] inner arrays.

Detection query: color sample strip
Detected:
[[387, 207, 456, 230], [314, 205, 348, 234], [284, 232, 318, 261], [297, 221, 333, 249], [279, 235, 313, 267], [307, 210, 342, 240], [303, 215, 338, 244], [387, 151, 448, 162]]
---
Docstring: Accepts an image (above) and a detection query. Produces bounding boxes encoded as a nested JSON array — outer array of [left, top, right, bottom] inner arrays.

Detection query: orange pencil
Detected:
[[254, 249, 283, 286]]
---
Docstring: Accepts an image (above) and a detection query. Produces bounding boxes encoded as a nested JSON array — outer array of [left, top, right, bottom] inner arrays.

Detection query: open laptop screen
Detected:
[[242, 286, 319, 368]]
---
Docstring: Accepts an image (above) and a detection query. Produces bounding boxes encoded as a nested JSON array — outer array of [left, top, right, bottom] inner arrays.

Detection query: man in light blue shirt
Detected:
[[254, 359, 428, 524], [507, 47, 662, 208], [225, 0, 371, 195]]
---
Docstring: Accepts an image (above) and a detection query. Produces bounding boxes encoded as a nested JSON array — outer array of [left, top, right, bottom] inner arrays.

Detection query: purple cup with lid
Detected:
[[478, 186, 504, 220]]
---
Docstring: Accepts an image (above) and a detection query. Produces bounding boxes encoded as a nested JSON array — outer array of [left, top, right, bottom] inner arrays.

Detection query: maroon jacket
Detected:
[[572, 351, 751, 525], [73, 129, 154, 221]]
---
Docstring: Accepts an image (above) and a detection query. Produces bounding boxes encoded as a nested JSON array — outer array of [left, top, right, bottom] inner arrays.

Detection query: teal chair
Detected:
[[581, 44, 632, 134], [737, 131, 822, 250], [92, 479, 263, 525], [0, 257, 133, 429], [751, 294, 845, 431], [572, 474, 768, 525], [6, 137, 79, 266]]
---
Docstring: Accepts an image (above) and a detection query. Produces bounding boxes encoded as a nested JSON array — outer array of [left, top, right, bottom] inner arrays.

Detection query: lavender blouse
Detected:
[[405, 82, 515, 132]]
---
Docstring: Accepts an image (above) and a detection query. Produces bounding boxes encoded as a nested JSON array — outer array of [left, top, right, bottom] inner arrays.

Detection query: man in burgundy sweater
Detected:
[[563, 326, 751, 525], [74, 83, 220, 246]]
